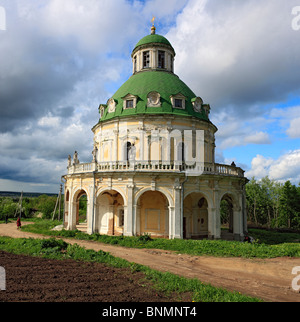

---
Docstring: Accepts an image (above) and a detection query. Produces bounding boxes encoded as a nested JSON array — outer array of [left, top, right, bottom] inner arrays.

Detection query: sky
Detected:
[[0, 0, 300, 193]]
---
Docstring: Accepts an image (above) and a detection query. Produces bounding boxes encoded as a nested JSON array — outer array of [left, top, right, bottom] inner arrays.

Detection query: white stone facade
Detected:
[[62, 28, 248, 241]]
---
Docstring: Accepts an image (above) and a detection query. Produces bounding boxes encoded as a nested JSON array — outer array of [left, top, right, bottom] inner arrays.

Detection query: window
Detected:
[[126, 142, 132, 161], [134, 56, 137, 73], [175, 99, 183, 108], [143, 51, 150, 68], [126, 100, 134, 109], [122, 94, 138, 110], [99, 105, 105, 118], [158, 51, 165, 69], [170, 94, 186, 110]]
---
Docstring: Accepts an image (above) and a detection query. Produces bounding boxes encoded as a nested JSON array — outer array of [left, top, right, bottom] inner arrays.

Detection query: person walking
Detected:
[[16, 216, 21, 229]]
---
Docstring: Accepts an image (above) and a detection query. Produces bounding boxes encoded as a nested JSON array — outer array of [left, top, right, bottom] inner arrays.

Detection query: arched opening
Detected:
[[73, 189, 88, 232], [96, 190, 124, 236], [183, 192, 208, 239], [220, 194, 235, 240], [137, 190, 169, 238]]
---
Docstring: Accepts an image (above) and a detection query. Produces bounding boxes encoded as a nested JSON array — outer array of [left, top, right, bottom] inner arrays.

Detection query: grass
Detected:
[[21, 219, 300, 259], [0, 236, 261, 302]]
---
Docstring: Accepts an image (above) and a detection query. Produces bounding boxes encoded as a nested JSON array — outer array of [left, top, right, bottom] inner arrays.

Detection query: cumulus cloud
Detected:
[[269, 105, 300, 138], [287, 118, 300, 138], [168, 0, 300, 114], [0, 0, 300, 192], [0, 0, 191, 192], [244, 132, 271, 145], [246, 150, 300, 183]]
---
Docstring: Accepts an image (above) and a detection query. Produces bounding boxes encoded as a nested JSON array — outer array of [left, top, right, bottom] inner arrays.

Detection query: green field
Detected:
[[20, 219, 300, 259]]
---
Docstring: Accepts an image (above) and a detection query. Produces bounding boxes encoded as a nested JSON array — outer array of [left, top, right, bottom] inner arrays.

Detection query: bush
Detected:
[[138, 233, 153, 242], [40, 238, 68, 251]]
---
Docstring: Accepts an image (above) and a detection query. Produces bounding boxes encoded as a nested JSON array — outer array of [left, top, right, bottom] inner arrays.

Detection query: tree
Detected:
[[246, 177, 263, 225], [0, 198, 17, 219], [279, 181, 299, 228], [35, 195, 57, 219]]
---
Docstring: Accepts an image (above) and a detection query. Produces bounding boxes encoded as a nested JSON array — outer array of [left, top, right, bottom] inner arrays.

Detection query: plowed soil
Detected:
[[0, 222, 300, 302], [0, 250, 177, 302]]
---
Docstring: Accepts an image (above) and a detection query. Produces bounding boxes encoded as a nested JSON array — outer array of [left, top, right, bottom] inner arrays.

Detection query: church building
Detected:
[[62, 24, 248, 241]]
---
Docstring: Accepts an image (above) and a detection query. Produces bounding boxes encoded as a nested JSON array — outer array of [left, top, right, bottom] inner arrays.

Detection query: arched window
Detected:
[[143, 51, 150, 68], [134, 56, 137, 73], [158, 51, 165, 69], [125, 142, 132, 161]]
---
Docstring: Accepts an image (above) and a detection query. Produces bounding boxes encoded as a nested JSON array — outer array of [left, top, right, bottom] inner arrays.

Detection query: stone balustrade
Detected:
[[67, 160, 244, 178]]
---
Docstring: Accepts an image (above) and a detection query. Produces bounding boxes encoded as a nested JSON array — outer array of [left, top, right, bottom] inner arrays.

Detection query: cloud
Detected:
[[168, 0, 300, 114], [0, 0, 300, 193], [246, 150, 300, 183], [212, 110, 271, 149], [269, 105, 300, 138], [244, 132, 271, 145], [0, 0, 192, 192], [287, 117, 300, 138]]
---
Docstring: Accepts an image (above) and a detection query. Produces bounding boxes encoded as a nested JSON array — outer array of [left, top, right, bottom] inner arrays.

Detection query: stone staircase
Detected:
[[76, 222, 87, 233]]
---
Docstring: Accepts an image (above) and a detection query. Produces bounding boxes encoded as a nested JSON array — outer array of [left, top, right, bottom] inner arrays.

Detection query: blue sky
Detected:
[[0, 0, 300, 193]]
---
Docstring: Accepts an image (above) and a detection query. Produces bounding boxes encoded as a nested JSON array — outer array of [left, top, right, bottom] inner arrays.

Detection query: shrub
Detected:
[[40, 238, 68, 251], [138, 233, 153, 242]]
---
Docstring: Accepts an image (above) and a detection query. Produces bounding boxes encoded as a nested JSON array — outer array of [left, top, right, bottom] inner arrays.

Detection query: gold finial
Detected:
[[151, 16, 156, 34]]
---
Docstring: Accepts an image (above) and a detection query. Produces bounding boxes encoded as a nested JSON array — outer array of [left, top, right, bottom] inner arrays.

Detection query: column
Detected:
[[168, 206, 174, 239], [136, 205, 141, 236], [233, 205, 244, 241], [212, 181, 221, 239], [87, 186, 95, 235], [139, 130, 144, 161], [173, 186, 182, 239], [107, 205, 114, 235], [113, 130, 119, 162], [208, 207, 215, 239], [125, 183, 134, 236], [68, 201, 77, 231]]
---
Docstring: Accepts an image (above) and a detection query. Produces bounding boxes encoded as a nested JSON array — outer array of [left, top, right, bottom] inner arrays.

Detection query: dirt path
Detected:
[[0, 222, 299, 302]]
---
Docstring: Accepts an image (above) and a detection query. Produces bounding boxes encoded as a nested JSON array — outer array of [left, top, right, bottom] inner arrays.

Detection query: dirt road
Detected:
[[0, 222, 299, 302]]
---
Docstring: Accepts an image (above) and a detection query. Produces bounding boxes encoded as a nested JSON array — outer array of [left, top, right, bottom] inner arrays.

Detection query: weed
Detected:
[[137, 233, 152, 242]]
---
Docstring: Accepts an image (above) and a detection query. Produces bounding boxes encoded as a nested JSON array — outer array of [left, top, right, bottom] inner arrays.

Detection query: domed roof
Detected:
[[133, 33, 174, 53], [97, 29, 210, 124], [99, 70, 209, 122]]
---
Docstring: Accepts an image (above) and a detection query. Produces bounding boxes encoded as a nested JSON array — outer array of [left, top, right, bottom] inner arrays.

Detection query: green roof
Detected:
[[133, 34, 174, 53], [99, 70, 209, 122]]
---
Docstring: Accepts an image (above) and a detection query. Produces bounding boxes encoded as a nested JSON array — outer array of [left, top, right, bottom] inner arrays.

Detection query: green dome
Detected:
[[99, 71, 208, 122], [133, 34, 174, 53]]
